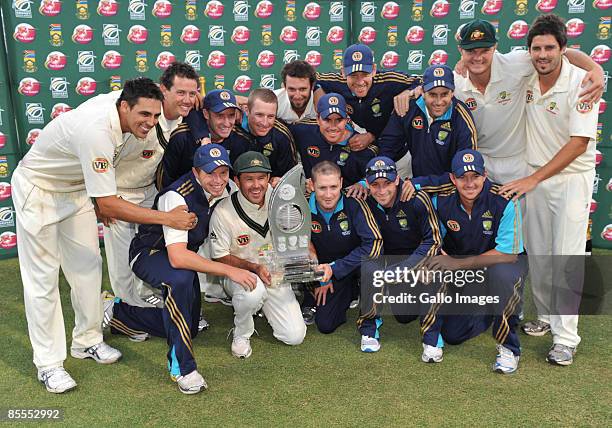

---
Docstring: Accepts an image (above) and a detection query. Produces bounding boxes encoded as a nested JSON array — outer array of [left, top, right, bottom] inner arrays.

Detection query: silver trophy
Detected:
[[264, 164, 323, 286]]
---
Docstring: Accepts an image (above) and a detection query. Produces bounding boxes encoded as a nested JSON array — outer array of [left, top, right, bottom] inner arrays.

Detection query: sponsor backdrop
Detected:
[[0, 18, 19, 260], [0, 0, 610, 257]]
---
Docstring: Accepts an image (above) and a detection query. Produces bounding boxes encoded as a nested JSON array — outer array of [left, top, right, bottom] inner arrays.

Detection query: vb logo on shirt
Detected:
[[142, 150, 156, 159], [447, 220, 460, 232], [236, 234, 250, 246], [464, 98, 477, 111], [576, 101, 593, 114], [412, 116, 424, 129], [92, 157, 109, 173], [307, 146, 320, 158]]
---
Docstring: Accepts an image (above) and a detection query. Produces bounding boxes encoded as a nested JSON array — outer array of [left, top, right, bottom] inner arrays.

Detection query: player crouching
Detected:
[[429, 150, 528, 374], [103, 145, 256, 394]]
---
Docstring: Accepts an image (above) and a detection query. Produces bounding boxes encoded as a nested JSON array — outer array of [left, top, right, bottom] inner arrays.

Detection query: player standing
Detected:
[[499, 15, 599, 365], [11, 78, 195, 393]]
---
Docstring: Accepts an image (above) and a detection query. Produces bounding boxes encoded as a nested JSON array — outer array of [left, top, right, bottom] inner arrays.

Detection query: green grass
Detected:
[[0, 255, 610, 427]]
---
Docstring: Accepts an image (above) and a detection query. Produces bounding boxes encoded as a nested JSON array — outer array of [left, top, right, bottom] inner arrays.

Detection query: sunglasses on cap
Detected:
[[366, 164, 396, 176]]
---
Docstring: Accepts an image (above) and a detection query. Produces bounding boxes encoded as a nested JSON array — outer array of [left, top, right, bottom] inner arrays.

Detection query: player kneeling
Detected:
[[208, 152, 306, 359], [364, 156, 446, 362], [429, 150, 527, 374], [103, 145, 256, 394]]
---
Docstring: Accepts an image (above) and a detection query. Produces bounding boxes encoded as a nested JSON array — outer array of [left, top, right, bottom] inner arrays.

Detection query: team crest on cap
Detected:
[[433, 67, 445, 77], [470, 30, 484, 41], [210, 148, 221, 157], [447, 220, 460, 232], [462, 153, 475, 163], [220, 91, 231, 100], [328, 96, 339, 105], [250, 158, 263, 166], [374, 159, 386, 167], [352, 51, 363, 61]]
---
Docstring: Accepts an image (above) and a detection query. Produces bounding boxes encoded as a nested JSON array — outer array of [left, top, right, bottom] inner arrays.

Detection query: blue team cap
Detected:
[[451, 149, 485, 177], [343, 44, 375, 76], [203, 89, 239, 113], [193, 143, 231, 173], [423, 64, 455, 92], [317, 93, 348, 119], [365, 156, 398, 184]]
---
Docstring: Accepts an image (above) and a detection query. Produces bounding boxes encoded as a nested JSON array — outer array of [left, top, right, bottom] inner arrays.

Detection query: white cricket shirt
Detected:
[[525, 57, 599, 174], [454, 50, 534, 158]]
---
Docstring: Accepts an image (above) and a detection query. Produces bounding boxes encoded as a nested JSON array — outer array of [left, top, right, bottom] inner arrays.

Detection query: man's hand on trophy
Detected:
[[315, 282, 334, 306], [254, 264, 272, 287], [318, 264, 333, 282], [305, 178, 314, 195], [345, 182, 368, 200], [229, 267, 258, 291], [270, 176, 281, 188]]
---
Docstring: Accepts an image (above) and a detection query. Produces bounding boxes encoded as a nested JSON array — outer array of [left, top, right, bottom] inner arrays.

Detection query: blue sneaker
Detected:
[[360, 335, 380, 353], [494, 344, 519, 374]]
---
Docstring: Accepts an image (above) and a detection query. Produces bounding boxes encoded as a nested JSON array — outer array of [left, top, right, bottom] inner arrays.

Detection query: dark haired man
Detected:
[[209, 152, 306, 359], [453, 19, 603, 185], [499, 14, 600, 366], [102, 62, 200, 309], [232, 88, 298, 186], [159, 89, 243, 189], [276, 60, 318, 123], [12, 78, 196, 393]]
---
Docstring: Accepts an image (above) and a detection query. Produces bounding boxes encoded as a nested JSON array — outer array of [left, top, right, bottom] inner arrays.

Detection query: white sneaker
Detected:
[[493, 344, 519, 374], [37, 367, 77, 394], [360, 335, 381, 353], [421, 343, 443, 363], [71, 342, 122, 364], [198, 315, 210, 332], [176, 370, 207, 395], [102, 291, 115, 329], [231, 336, 252, 359]]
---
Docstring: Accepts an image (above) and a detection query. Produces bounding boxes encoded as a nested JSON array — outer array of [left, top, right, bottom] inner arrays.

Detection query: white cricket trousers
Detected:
[[12, 169, 103, 370], [103, 184, 158, 307], [224, 277, 306, 346], [481, 153, 530, 185], [525, 167, 594, 348]]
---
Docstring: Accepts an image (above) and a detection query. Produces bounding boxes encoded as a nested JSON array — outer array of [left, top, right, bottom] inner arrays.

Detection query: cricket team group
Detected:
[[12, 15, 604, 395]]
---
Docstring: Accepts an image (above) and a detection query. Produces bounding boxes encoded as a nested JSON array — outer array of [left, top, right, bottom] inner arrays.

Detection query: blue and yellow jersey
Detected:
[[309, 194, 383, 281], [289, 119, 378, 187], [231, 116, 298, 178], [316, 71, 421, 138], [433, 180, 524, 256], [377, 96, 477, 194], [367, 184, 441, 269]]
